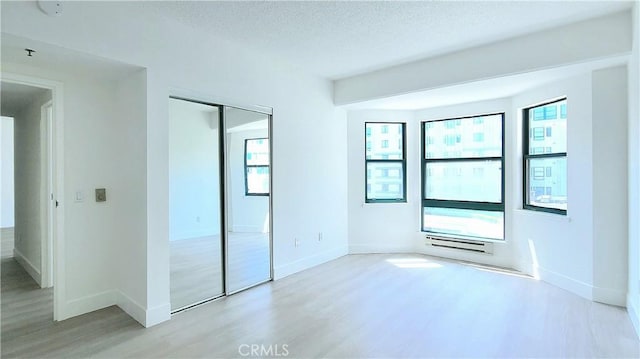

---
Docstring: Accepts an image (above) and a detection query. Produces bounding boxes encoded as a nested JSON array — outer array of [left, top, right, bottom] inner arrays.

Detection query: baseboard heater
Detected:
[[425, 235, 493, 254]]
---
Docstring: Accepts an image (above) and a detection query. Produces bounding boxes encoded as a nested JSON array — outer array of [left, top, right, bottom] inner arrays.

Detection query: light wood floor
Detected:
[[3, 253, 639, 358], [170, 232, 270, 310]]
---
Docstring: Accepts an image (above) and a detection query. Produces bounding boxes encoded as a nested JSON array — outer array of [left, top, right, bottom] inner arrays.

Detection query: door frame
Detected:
[[2, 72, 65, 321], [40, 100, 54, 288]]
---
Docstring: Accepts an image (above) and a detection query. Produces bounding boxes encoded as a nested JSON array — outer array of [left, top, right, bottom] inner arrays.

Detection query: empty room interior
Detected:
[[1, 1, 639, 358]]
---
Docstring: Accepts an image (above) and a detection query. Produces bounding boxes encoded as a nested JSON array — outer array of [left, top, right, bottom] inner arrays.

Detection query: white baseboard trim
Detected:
[[349, 243, 414, 254], [274, 245, 348, 280], [628, 294, 640, 338], [537, 266, 593, 301], [59, 290, 169, 328], [592, 286, 626, 306], [61, 290, 116, 321], [145, 302, 171, 328], [116, 291, 147, 327], [513, 258, 535, 278], [13, 247, 41, 287]]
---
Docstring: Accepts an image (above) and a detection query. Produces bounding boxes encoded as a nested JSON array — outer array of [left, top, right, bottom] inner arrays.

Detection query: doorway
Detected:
[[168, 97, 273, 312], [0, 79, 59, 325]]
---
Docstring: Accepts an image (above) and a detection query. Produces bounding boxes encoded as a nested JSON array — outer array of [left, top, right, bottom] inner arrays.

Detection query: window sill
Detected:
[[362, 201, 408, 206], [514, 208, 571, 223]]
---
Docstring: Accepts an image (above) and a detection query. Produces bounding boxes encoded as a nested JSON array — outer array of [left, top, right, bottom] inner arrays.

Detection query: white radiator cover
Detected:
[[425, 235, 494, 254]]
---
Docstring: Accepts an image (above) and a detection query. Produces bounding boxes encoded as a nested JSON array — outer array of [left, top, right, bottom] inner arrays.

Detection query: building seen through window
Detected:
[[365, 122, 406, 202]]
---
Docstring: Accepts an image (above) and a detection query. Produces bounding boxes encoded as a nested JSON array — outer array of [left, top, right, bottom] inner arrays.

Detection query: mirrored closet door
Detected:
[[224, 106, 272, 293], [169, 98, 273, 312], [169, 98, 224, 311]]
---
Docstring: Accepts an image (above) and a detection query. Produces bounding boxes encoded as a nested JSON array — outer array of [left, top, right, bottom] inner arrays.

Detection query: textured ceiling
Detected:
[[142, 1, 632, 79]]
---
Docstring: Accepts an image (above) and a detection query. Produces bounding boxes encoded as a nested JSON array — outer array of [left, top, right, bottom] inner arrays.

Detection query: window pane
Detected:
[[423, 207, 504, 240], [528, 100, 566, 154], [425, 160, 502, 202], [526, 157, 566, 210], [247, 166, 269, 194], [246, 139, 270, 165], [366, 162, 404, 200], [366, 123, 404, 160], [424, 114, 502, 159]]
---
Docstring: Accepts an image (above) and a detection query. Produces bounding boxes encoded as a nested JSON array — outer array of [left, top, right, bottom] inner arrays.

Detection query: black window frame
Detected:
[[421, 112, 505, 240], [523, 98, 567, 215], [365, 122, 407, 203], [244, 137, 270, 196]]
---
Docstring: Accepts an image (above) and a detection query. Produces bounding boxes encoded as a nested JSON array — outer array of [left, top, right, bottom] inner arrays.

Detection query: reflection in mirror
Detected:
[[225, 107, 271, 293], [169, 98, 224, 311]]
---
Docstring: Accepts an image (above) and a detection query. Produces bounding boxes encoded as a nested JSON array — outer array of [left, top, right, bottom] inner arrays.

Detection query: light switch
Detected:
[[75, 191, 84, 202], [95, 188, 106, 202]]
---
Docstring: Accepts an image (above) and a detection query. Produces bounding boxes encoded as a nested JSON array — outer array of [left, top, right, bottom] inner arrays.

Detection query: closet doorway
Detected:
[[168, 97, 272, 312]]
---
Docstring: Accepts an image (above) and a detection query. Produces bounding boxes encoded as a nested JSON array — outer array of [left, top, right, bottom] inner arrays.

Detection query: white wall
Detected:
[[228, 129, 269, 233], [169, 99, 221, 241], [592, 66, 628, 306], [1, 116, 15, 228], [347, 110, 419, 253], [512, 69, 629, 306], [627, 2, 640, 337], [113, 69, 149, 325], [512, 74, 594, 298], [2, 1, 349, 326], [12, 90, 51, 285]]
